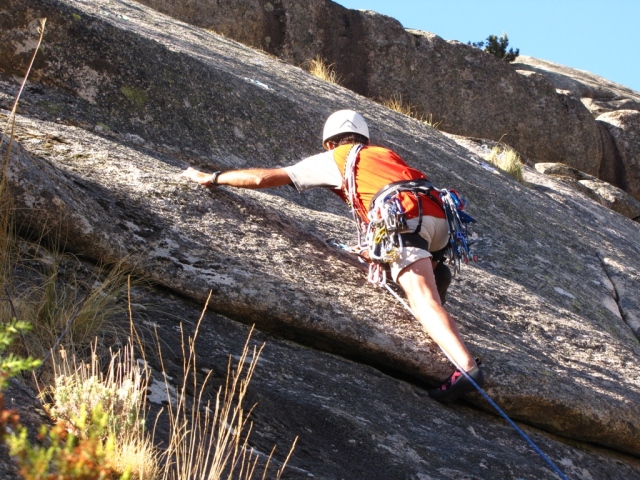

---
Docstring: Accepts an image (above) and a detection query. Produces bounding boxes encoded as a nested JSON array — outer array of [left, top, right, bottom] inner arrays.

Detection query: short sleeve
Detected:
[[284, 151, 343, 192]]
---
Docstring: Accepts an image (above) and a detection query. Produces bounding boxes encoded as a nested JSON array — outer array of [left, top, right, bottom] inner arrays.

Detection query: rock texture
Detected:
[[2, 0, 640, 477], [597, 110, 640, 201], [514, 55, 640, 117], [8, 270, 640, 480], [445, 133, 640, 222], [140, 288, 640, 480], [136, 0, 604, 176], [534, 162, 640, 221]]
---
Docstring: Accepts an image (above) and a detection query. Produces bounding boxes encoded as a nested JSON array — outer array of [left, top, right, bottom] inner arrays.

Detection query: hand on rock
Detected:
[[181, 167, 213, 186]]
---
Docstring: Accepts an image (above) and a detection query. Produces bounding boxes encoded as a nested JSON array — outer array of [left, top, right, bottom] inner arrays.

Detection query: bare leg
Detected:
[[396, 258, 476, 371]]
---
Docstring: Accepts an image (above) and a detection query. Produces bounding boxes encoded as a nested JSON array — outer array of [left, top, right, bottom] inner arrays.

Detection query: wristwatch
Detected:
[[211, 171, 223, 186]]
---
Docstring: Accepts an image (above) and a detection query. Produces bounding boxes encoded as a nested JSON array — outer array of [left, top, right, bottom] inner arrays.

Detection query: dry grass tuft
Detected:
[[381, 94, 415, 117], [305, 56, 341, 84], [38, 296, 299, 480], [113, 434, 161, 480], [44, 336, 159, 480], [1, 252, 133, 365], [486, 145, 523, 182], [423, 113, 443, 130], [380, 94, 442, 129], [157, 297, 297, 480]]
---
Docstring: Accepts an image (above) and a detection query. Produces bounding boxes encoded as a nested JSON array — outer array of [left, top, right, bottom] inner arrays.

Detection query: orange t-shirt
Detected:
[[332, 144, 445, 223]]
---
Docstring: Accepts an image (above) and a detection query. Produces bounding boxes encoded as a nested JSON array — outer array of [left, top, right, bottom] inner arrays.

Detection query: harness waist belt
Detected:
[[370, 178, 442, 234], [370, 178, 435, 209]]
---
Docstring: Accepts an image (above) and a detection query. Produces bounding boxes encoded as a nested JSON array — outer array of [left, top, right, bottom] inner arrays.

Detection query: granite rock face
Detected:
[[597, 110, 640, 201], [514, 55, 640, 117], [2, 0, 640, 476], [136, 0, 640, 214], [534, 162, 640, 221], [136, 0, 604, 176], [7, 275, 640, 480]]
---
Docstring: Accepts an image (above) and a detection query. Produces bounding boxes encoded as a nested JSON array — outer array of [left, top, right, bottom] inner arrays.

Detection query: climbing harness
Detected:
[[342, 144, 477, 285]]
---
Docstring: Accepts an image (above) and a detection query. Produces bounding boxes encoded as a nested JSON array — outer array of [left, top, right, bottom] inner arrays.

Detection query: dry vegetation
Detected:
[[381, 94, 414, 117], [304, 59, 447, 132], [3, 251, 131, 363], [380, 94, 442, 129], [1, 19, 295, 479], [44, 338, 158, 479], [486, 145, 524, 182], [156, 318, 296, 480], [305, 56, 341, 85]]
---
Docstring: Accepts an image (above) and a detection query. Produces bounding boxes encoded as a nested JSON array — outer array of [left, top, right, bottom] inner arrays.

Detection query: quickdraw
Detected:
[[439, 189, 477, 277], [365, 195, 406, 264]]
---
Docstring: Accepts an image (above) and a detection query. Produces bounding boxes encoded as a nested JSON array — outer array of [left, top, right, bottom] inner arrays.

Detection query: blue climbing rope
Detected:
[[382, 283, 571, 480], [329, 237, 571, 479]]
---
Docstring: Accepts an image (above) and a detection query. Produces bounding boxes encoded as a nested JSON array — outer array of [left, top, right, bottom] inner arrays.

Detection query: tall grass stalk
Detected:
[[1, 16, 130, 363], [1, 17, 48, 375], [157, 293, 296, 480], [1, 14, 46, 295], [1, 19, 46, 153]]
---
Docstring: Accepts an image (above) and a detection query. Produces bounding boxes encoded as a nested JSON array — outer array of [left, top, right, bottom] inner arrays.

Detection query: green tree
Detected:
[[470, 33, 520, 62]]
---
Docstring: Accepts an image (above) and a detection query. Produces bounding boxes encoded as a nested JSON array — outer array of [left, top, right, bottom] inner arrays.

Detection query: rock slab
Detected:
[[2, 0, 640, 468]]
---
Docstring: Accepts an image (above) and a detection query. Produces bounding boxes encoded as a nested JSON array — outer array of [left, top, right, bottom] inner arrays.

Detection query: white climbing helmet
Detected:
[[322, 110, 369, 149]]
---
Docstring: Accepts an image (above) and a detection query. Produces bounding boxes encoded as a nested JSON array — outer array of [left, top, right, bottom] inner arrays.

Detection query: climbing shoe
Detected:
[[428, 363, 484, 403]]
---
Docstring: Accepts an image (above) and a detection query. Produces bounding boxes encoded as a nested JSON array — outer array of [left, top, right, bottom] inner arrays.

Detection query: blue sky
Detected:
[[336, 0, 640, 93]]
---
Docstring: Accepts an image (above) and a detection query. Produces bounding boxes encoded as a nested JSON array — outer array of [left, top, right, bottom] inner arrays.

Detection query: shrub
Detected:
[[1, 323, 130, 480], [0, 321, 41, 444], [43, 338, 158, 479], [0, 321, 41, 390], [469, 33, 520, 62], [8, 404, 130, 480]]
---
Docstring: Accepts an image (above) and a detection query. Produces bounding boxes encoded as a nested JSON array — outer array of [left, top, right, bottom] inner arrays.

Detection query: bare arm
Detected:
[[181, 167, 292, 189]]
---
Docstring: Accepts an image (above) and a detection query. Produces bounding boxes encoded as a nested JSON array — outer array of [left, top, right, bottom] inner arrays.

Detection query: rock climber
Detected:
[[181, 109, 484, 402]]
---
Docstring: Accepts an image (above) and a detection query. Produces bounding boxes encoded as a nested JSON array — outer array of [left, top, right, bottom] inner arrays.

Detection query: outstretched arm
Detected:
[[181, 167, 292, 189]]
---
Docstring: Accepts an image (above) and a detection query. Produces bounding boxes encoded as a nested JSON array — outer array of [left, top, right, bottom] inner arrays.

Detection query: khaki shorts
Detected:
[[389, 216, 449, 282]]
